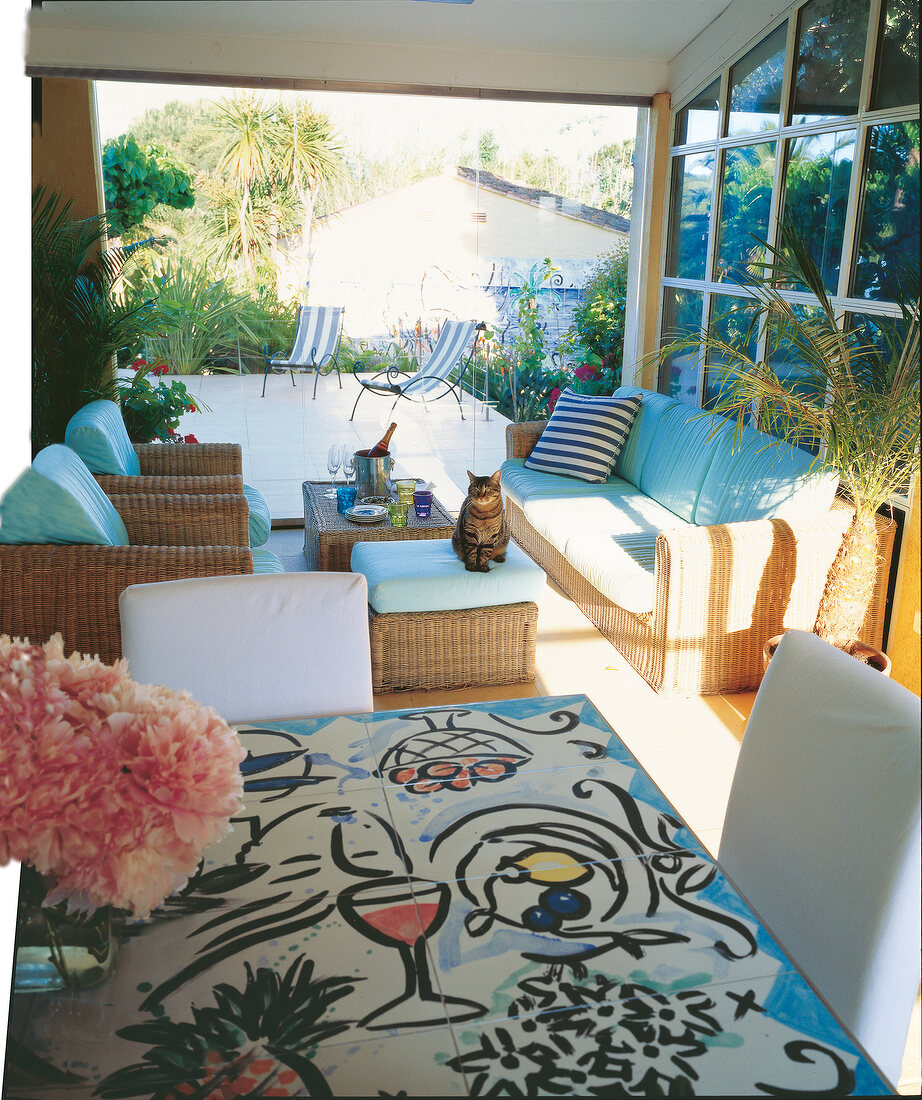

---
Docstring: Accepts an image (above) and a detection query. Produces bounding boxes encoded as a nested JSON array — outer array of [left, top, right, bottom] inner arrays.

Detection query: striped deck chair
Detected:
[[262, 305, 345, 398], [349, 320, 485, 421]]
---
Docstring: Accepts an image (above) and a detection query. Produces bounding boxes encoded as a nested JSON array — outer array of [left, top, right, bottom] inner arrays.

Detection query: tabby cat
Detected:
[[452, 470, 509, 572]]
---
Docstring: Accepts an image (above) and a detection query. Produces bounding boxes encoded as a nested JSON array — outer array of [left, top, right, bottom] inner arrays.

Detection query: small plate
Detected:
[[360, 496, 393, 506], [346, 504, 388, 525]]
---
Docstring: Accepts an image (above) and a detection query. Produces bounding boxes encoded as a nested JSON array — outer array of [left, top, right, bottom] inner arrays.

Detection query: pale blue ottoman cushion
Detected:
[[65, 399, 141, 476], [0, 444, 130, 546], [243, 484, 271, 547], [350, 539, 545, 614]]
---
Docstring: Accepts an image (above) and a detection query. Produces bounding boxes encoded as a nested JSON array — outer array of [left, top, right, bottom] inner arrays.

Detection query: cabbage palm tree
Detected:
[[274, 99, 344, 282], [206, 94, 343, 291], [209, 94, 273, 282], [661, 224, 919, 656]]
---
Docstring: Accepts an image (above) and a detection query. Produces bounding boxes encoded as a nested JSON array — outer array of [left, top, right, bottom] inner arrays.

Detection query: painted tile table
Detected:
[[4, 695, 894, 1097]]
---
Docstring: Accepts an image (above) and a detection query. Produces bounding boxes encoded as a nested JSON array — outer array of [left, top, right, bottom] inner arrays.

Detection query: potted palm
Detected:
[[663, 225, 919, 667], [32, 186, 176, 455]]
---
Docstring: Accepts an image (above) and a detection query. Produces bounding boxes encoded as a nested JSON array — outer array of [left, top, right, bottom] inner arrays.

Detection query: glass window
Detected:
[[872, 0, 921, 110], [665, 151, 715, 279], [727, 22, 787, 136], [703, 294, 761, 410], [847, 311, 910, 388], [675, 80, 721, 145], [781, 129, 856, 292], [852, 120, 921, 301], [790, 0, 870, 125], [714, 142, 777, 282], [658, 288, 704, 404]]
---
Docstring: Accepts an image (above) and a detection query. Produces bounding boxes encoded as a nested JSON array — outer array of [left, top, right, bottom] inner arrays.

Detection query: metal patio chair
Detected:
[[349, 319, 485, 421], [262, 304, 345, 398]]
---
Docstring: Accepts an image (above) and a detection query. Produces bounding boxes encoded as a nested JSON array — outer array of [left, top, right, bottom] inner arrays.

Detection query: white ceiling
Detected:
[[27, 1, 792, 103]]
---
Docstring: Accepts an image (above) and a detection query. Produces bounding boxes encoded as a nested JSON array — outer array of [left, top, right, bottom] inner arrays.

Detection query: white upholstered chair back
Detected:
[[119, 572, 373, 723], [719, 628, 920, 1085]]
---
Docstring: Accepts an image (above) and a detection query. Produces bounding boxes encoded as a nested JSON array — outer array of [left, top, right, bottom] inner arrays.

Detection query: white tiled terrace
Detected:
[[175, 368, 920, 1093]]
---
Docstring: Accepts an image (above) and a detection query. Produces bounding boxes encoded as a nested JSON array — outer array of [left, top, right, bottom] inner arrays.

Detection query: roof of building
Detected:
[[455, 165, 630, 234]]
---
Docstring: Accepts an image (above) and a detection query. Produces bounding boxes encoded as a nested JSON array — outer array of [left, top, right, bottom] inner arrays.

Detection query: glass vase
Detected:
[[14, 869, 117, 993]]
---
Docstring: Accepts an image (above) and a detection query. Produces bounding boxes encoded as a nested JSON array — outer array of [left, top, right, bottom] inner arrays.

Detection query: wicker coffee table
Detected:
[[302, 480, 456, 571]]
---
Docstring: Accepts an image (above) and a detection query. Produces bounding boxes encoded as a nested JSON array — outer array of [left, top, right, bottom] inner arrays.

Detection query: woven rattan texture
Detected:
[[134, 442, 243, 477], [506, 497, 894, 696], [369, 601, 538, 692], [95, 474, 245, 495], [0, 541, 255, 664], [302, 480, 455, 571]]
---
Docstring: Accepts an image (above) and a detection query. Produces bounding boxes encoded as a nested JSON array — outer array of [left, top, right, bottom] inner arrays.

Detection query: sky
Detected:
[[95, 80, 638, 166]]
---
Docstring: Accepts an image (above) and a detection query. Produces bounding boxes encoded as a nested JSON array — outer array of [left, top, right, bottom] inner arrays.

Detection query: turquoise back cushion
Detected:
[[636, 401, 729, 522], [65, 399, 141, 476], [0, 445, 130, 546], [611, 388, 673, 488], [694, 423, 839, 524]]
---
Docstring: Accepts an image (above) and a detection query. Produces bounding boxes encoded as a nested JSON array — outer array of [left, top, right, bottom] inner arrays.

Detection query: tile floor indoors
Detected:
[[175, 370, 919, 1093]]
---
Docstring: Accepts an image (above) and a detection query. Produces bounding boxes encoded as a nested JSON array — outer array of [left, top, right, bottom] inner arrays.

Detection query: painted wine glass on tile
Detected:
[[5, 699, 892, 1098]]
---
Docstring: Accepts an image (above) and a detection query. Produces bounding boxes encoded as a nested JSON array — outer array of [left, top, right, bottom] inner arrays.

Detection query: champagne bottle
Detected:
[[367, 422, 397, 457]]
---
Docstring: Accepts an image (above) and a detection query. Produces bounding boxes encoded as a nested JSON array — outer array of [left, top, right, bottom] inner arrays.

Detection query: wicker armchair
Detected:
[[0, 492, 256, 664], [132, 441, 243, 478]]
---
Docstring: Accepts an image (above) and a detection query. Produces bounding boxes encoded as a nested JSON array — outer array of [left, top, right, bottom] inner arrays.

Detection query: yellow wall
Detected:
[[32, 78, 103, 220], [295, 172, 626, 335], [889, 487, 921, 696]]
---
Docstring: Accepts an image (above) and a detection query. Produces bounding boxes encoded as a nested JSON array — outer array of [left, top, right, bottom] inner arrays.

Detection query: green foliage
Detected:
[[117, 360, 203, 443], [563, 244, 629, 367], [102, 135, 194, 237], [31, 186, 175, 455], [489, 259, 562, 421], [126, 257, 258, 375], [228, 287, 301, 373]]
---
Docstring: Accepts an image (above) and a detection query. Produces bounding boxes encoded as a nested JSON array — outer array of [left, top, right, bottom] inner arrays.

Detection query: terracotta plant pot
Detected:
[[762, 634, 892, 676]]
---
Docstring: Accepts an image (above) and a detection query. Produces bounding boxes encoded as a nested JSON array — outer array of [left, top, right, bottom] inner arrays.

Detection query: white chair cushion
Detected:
[[350, 539, 545, 614], [719, 629, 920, 1085], [119, 572, 372, 723]]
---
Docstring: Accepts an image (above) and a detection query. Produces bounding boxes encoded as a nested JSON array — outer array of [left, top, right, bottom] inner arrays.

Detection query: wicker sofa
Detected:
[[502, 386, 895, 696]]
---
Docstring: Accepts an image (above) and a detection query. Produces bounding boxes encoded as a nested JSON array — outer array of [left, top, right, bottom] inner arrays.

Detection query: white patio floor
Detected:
[[175, 367, 509, 521], [173, 368, 919, 1092]]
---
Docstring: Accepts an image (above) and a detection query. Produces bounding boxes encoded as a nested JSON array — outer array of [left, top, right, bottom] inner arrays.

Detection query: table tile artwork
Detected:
[[4, 696, 893, 1097]]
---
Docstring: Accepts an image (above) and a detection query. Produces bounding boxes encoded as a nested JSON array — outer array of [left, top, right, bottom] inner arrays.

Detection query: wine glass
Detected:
[[341, 446, 356, 485], [325, 443, 342, 497], [337, 877, 485, 1029]]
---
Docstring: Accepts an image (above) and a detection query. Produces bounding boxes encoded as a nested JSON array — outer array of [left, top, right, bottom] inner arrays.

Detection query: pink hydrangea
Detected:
[[0, 634, 245, 917], [574, 364, 599, 382], [548, 386, 562, 413]]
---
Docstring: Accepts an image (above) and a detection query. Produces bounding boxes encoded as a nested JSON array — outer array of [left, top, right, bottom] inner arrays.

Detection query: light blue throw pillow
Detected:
[[64, 399, 141, 476], [243, 484, 271, 548], [0, 445, 130, 546], [525, 389, 641, 482]]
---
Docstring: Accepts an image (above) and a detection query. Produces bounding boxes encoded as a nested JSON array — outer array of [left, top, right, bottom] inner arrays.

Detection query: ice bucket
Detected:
[[353, 450, 395, 499]]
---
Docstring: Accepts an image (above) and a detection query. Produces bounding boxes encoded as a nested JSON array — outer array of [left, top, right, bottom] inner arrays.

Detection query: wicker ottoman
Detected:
[[350, 539, 546, 693]]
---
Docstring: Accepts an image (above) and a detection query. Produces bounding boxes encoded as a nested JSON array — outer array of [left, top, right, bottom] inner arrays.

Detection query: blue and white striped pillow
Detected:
[[525, 389, 642, 482]]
